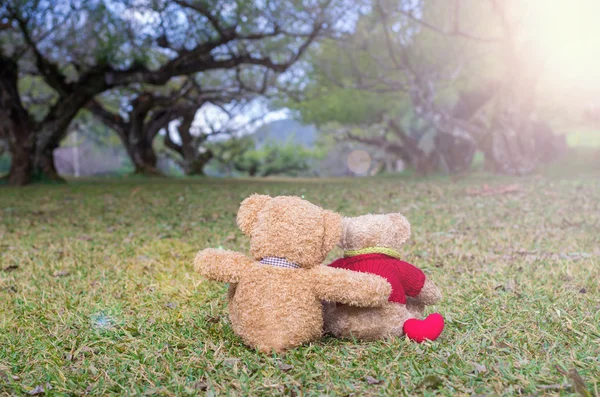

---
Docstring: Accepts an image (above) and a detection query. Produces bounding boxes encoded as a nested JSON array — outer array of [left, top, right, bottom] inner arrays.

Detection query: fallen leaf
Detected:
[[52, 270, 70, 277], [194, 382, 208, 391], [563, 273, 574, 281], [223, 358, 240, 366], [538, 384, 570, 391], [365, 376, 381, 385], [504, 279, 516, 292], [579, 288, 587, 294], [142, 387, 164, 396], [473, 363, 487, 373], [28, 383, 52, 395], [277, 363, 293, 372], [2, 265, 18, 272], [418, 375, 443, 389], [568, 368, 592, 397]]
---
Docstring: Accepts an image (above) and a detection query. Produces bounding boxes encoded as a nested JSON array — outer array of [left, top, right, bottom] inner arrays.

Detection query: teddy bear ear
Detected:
[[389, 213, 411, 242], [237, 194, 272, 236], [321, 210, 343, 256]]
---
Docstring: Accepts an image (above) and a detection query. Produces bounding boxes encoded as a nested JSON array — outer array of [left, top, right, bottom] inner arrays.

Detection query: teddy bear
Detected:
[[323, 212, 445, 342], [194, 194, 393, 353]]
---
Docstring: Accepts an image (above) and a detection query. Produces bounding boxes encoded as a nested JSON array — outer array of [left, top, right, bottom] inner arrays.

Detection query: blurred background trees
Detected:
[[1, 0, 599, 185]]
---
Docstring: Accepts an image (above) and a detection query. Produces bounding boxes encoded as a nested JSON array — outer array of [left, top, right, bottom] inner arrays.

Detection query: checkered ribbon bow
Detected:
[[259, 256, 300, 269]]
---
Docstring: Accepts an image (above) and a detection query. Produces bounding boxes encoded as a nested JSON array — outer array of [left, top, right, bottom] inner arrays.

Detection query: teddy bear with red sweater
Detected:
[[323, 212, 445, 342]]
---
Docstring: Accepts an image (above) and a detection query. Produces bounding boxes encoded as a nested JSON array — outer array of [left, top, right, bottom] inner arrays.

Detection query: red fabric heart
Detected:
[[403, 313, 445, 343]]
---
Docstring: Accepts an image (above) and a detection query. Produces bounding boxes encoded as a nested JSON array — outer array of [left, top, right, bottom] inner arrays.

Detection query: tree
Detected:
[[88, 95, 177, 175], [285, 0, 566, 175], [284, 0, 482, 174], [163, 108, 214, 176], [163, 98, 265, 176], [375, 0, 568, 174], [0, 0, 343, 185], [90, 67, 273, 175]]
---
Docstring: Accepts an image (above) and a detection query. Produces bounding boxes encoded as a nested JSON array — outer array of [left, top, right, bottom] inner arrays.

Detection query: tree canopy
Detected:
[[1, 0, 592, 184], [1, 0, 346, 184]]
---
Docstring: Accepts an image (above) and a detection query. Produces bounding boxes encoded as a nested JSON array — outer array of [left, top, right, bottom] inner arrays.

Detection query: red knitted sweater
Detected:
[[328, 253, 426, 304]]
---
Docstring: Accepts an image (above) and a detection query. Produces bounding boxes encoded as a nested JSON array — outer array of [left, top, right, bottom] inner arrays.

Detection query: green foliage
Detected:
[[17, 75, 58, 122], [211, 136, 323, 177], [283, 0, 507, 133], [291, 85, 402, 126]]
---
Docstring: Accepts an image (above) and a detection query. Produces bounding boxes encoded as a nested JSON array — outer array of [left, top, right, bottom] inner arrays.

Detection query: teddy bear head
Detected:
[[339, 213, 411, 252], [237, 194, 342, 268]]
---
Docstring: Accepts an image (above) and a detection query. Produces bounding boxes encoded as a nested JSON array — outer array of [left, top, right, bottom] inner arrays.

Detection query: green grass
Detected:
[[565, 126, 600, 148], [1, 170, 599, 396]]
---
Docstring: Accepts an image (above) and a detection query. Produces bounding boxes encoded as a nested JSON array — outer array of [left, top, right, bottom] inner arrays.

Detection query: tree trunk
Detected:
[[434, 131, 476, 174], [88, 99, 161, 176], [5, 128, 34, 186], [386, 119, 439, 175], [2, 54, 94, 185], [0, 56, 36, 185], [478, 31, 545, 175], [184, 150, 214, 175], [37, 144, 64, 181], [172, 110, 215, 176], [124, 137, 160, 175]]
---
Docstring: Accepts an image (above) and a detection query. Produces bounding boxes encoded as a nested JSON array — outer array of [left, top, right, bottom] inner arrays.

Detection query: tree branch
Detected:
[[164, 129, 184, 156], [172, 0, 233, 39], [400, 8, 502, 43], [86, 99, 126, 137], [146, 109, 179, 141], [10, 9, 70, 95]]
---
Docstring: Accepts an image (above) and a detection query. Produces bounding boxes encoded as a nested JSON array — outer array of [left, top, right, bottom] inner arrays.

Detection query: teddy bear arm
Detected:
[[311, 266, 392, 307], [194, 248, 256, 283], [412, 279, 443, 305]]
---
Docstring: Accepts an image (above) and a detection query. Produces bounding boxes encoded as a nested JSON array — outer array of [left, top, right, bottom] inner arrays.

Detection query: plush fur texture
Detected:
[[341, 213, 412, 251], [324, 213, 443, 341], [195, 195, 392, 353]]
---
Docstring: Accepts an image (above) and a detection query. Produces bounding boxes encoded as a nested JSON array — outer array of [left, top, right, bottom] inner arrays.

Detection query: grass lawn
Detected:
[[1, 169, 599, 396]]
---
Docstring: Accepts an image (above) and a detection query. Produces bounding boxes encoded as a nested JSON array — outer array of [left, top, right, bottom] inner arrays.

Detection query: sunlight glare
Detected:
[[524, 0, 600, 91]]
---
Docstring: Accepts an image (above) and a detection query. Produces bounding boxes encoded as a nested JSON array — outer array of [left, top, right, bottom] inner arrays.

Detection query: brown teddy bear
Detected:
[[194, 194, 393, 353], [323, 213, 444, 342]]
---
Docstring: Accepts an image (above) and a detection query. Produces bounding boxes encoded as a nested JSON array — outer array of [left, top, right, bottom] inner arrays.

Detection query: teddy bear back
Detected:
[[237, 194, 342, 268], [340, 213, 411, 252]]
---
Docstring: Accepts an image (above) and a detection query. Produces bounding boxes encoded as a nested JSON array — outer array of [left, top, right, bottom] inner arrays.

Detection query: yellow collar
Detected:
[[343, 247, 403, 260]]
